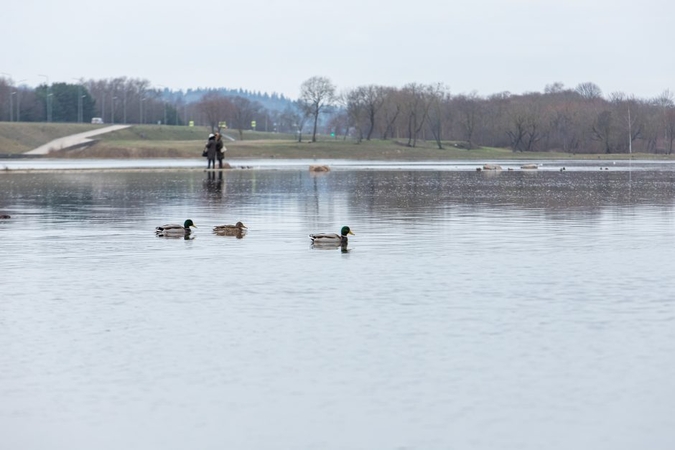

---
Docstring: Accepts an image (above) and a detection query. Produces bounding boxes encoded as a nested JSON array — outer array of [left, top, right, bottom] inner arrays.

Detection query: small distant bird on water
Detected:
[[155, 219, 197, 237], [0, 214, 10, 219], [309, 226, 354, 245]]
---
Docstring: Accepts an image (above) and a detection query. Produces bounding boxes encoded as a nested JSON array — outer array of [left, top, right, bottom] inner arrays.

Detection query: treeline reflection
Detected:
[[2, 170, 675, 222]]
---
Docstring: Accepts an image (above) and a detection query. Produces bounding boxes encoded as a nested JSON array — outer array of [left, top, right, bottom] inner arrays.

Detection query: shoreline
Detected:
[[1, 158, 673, 174]]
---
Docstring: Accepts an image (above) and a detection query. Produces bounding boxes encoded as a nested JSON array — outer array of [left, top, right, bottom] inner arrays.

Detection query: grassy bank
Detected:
[[3, 122, 674, 161], [0, 122, 102, 154]]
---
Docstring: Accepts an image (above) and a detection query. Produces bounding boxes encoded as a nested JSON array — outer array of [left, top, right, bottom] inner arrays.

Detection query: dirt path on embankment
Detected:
[[24, 125, 131, 155]]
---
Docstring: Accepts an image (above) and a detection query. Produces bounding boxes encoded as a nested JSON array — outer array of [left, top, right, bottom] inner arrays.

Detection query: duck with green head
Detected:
[[155, 219, 197, 237], [309, 226, 354, 245]]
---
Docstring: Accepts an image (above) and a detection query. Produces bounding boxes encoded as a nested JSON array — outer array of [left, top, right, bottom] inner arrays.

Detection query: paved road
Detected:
[[24, 125, 132, 155]]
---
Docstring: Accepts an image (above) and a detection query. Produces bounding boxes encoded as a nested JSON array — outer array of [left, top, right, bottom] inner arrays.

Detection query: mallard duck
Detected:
[[155, 219, 197, 237], [213, 221, 247, 232], [213, 221, 247, 237], [309, 226, 354, 245]]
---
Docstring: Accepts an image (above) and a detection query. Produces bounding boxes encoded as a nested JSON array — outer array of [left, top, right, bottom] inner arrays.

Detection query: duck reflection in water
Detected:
[[310, 241, 350, 253], [155, 232, 195, 240]]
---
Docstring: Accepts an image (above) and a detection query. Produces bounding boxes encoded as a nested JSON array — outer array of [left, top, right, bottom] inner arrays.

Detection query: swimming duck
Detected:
[[213, 221, 247, 237], [309, 226, 354, 245], [155, 219, 197, 237], [213, 221, 247, 232], [0, 214, 10, 219]]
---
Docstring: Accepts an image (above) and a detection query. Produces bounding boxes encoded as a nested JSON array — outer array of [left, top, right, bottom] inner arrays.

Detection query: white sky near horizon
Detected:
[[1, 0, 673, 100]]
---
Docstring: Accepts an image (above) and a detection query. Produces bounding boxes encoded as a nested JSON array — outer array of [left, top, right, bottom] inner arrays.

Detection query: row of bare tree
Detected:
[[330, 81, 675, 154], [3, 74, 675, 153]]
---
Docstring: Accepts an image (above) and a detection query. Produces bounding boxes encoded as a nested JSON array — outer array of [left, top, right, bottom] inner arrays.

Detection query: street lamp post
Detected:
[[15, 79, 27, 122], [38, 74, 51, 123], [47, 93, 53, 122], [111, 96, 117, 125], [140, 97, 146, 124], [9, 92, 15, 122], [157, 85, 167, 125], [72, 78, 82, 123]]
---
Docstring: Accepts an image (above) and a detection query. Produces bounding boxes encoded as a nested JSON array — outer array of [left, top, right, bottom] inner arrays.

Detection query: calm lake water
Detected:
[[1, 160, 674, 450]]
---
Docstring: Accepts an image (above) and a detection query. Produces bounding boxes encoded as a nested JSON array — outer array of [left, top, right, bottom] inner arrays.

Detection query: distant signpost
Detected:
[[251, 120, 256, 130]]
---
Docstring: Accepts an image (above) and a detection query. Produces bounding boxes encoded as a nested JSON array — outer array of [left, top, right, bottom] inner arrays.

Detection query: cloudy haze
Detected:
[[2, 0, 673, 99]]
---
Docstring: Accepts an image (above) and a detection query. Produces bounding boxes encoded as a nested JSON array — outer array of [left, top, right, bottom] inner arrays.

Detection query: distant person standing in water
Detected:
[[215, 132, 225, 169], [205, 133, 217, 169]]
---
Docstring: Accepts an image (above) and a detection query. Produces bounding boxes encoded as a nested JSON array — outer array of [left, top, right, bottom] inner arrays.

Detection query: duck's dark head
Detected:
[[340, 226, 354, 237], [184, 219, 197, 229]]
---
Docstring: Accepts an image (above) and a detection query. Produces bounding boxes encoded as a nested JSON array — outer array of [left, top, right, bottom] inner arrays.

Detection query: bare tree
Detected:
[[507, 112, 527, 151], [196, 92, 233, 132], [592, 110, 615, 154], [0, 77, 11, 122], [299, 76, 336, 142], [575, 82, 603, 101], [544, 82, 566, 94], [360, 85, 386, 140], [482, 92, 511, 148], [506, 96, 546, 152], [343, 88, 368, 143], [326, 110, 350, 140], [379, 87, 402, 140], [655, 90, 675, 153], [549, 107, 577, 153], [231, 96, 262, 140], [426, 84, 450, 149], [454, 92, 482, 149], [278, 102, 309, 142], [640, 105, 661, 153], [610, 94, 643, 153], [401, 83, 435, 147], [666, 109, 675, 154]]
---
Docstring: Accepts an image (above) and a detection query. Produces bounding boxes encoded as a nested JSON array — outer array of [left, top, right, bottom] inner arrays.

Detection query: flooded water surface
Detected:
[[1, 162, 674, 450]]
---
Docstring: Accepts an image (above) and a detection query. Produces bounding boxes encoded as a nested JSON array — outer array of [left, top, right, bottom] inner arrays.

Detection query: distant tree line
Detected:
[[2, 74, 674, 153], [0, 76, 295, 132], [331, 80, 675, 154]]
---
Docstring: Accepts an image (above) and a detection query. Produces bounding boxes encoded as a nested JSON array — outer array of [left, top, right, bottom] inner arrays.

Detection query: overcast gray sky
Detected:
[[2, 0, 673, 99]]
